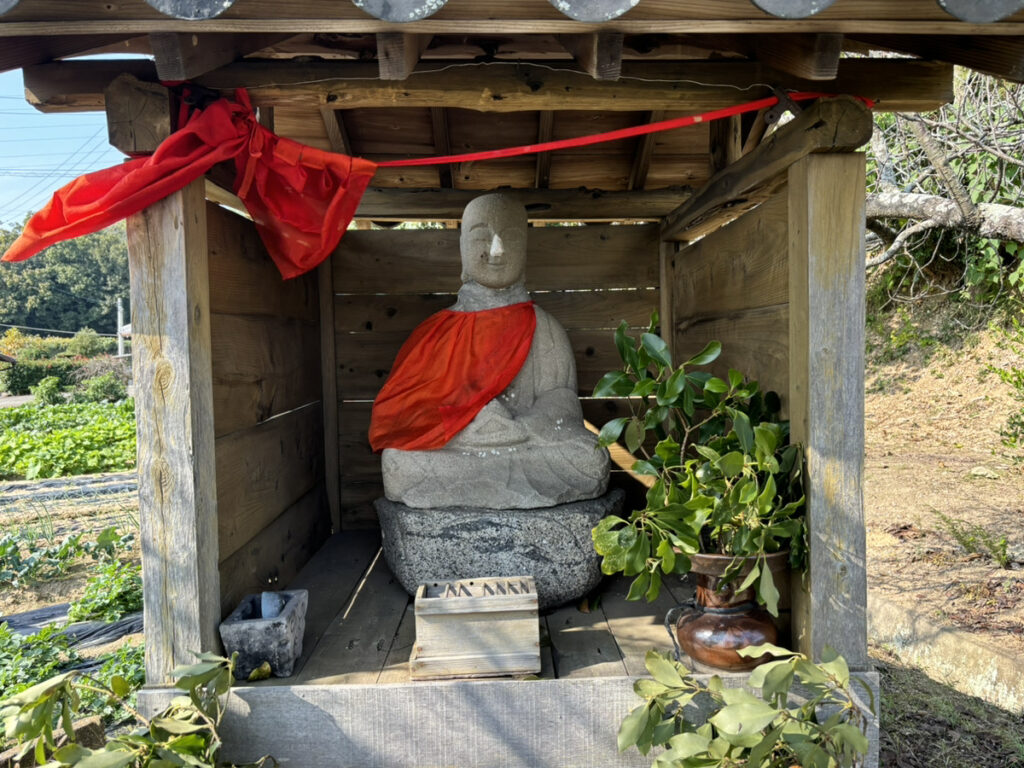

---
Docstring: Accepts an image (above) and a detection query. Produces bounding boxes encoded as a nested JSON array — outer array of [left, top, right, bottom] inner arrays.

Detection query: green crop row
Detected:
[[0, 401, 136, 480]]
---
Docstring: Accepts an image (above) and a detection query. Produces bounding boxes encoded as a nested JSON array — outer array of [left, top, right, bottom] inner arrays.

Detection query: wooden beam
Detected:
[[149, 32, 291, 80], [0, 34, 135, 73], [852, 34, 1024, 82], [754, 33, 843, 80], [429, 106, 453, 189], [352, 187, 692, 221], [788, 153, 868, 668], [709, 113, 743, 173], [257, 104, 274, 131], [319, 106, 353, 155], [627, 110, 663, 191], [104, 73, 171, 155], [534, 110, 554, 189], [558, 31, 624, 80], [376, 32, 430, 81], [127, 178, 221, 684], [660, 96, 874, 243], [23, 58, 953, 114]]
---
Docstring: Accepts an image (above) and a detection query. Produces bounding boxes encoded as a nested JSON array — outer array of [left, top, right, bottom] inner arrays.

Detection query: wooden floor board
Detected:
[[545, 602, 627, 679], [297, 549, 412, 684], [376, 602, 415, 684]]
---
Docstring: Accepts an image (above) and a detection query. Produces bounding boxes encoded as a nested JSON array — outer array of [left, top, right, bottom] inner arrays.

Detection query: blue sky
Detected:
[[0, 68, 126, 229]]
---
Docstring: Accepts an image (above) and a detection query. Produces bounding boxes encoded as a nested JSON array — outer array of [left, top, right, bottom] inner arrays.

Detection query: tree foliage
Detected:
[[0, 222, 128, 335]]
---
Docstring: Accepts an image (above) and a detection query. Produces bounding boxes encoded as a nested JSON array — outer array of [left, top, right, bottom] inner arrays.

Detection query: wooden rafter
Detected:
[[0, 34, 136, 74], [661, 96, 874, 242], [149, 32, 292, 81], [352, 187, 692, 221], [104, 74, 171, 155], [852, 34, 1024, 82], [754, 33, 843, 80], [558, 31, 624, 80], [534, 111, 554, 189], [710, 113, 743, 173], [319, 107, 353, 155], [627, 110, 663, 191], [430, 107, 453, 189], [376, 33, 431, 81]]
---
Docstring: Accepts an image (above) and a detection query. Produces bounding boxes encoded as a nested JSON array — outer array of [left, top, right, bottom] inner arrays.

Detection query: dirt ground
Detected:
[[864, 305, 1024, 656]]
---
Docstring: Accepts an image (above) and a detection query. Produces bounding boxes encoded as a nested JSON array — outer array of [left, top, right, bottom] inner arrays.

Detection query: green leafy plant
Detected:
[[0, 624, 80, 700], [987, 315, 1024, 462], [1, 358, 87, 396], [0, 653, 276, 767], [0, 526, 133, 587], [0, 400, 136, 479], [619, 646, 874, 768], [74, 372, 128, 403], [933, 511, 1012, 569], [30, 375, 64, 406], [66, 328, 110, 359], [79, 643, 146, 726], [591, 319, 805, 615], [68, 560, 143, 622]]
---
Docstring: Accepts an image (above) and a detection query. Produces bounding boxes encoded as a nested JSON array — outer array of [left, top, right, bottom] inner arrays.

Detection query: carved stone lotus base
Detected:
[[374, 489, 625, 610]]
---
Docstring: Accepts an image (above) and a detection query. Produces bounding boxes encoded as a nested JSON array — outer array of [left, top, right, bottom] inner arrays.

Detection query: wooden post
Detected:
[[318, 256, 341, 532], [788, 153, 868, 668], [127, 178, 221, 684]]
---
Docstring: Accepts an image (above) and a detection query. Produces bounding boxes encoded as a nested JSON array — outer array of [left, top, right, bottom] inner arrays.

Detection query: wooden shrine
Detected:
[[4, 1, 1024, 765]]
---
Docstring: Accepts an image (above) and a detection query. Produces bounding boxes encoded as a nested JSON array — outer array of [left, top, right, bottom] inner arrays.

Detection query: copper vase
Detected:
[[668, 551, 789, 672]]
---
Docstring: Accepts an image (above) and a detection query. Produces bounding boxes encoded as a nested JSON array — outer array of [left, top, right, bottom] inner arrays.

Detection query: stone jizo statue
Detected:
[[369, 193, 610, 509]]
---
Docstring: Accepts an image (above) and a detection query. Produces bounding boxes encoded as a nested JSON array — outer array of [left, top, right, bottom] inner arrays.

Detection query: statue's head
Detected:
[[460, 193, 528, 289]]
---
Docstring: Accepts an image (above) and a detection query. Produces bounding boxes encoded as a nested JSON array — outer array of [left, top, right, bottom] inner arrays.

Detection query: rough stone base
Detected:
[[219, 589, 308, 680], [375, 489, 624, 610]]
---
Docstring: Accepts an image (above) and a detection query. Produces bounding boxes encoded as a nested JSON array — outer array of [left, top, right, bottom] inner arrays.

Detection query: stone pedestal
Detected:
[[375, 489, 624, 610]]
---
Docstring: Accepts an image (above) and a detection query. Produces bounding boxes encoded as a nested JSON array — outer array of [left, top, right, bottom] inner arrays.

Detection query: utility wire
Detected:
[[0, 322, 117, 337]]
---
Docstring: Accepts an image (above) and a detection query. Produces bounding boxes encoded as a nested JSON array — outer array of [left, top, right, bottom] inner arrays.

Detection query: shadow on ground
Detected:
[[874, 645, 1024, 767]]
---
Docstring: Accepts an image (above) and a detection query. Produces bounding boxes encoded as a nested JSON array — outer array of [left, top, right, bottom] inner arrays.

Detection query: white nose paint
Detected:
[[489, 233, 506, 262]]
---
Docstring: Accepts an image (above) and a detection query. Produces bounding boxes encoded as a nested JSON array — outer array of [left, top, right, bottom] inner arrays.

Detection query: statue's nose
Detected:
[[488, 233, 505, 262]]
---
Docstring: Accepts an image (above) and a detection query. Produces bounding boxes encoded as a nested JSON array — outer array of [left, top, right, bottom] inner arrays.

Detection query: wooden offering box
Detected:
[[409, 576, 541, 681]]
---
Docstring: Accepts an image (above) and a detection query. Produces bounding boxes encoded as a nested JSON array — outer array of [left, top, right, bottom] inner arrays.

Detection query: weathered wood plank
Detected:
[[674, 190, 789, 317], [319, 257, 341, 532], [216, 402, 325, 562], [600, 577, 681, 676], [0, 33, 135, 73], [377, 601, 415, 683], [218, 483, 331, 619], [558, 31, 624, 80], [298, 550, 411, 684], [207, 203, 319, 322], [149, 32, 290, 80], [674, 305, 790, 401], [334, 289, 658, 334], [20, 57, 953, 114], [546, 604, 627, 678], [333, 225, 660, 294], [104, 73, 170, 154], [340, 480, 383, 529], [852, 34, 1024, 82], [127, 179, 220, 684], [662, 96, 875, 242], [754, 33, 843, 80], [257, 530, 381, 683], [210, 313, 320, 438], [352, 187, 692, 221], [788, 153, 868, 668], [376, 32, 430, 81]]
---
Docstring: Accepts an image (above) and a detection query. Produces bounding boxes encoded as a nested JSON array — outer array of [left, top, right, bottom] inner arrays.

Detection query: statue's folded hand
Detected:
[[449, 400, 529, 447]]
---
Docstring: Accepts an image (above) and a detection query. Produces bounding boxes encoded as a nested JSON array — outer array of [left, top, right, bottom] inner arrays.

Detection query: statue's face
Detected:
[[460, 195, 528, 289]]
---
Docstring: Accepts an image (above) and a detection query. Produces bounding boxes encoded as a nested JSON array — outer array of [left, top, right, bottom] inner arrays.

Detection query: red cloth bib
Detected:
[[1, 91, 378, 280], [369, 302, 537, 452]]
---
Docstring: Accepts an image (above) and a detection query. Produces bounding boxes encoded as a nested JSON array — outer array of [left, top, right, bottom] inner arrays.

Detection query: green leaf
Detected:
[[727, 368, 744, 389], [665, 731, 712, 760], [737, 643, 798, 660], [641, 333, 672, 368], [625, 419, 643, 454], [54, 744, 93, 763], [626, 571, 651, 601], [644, 651, 686, 688], [76, 749, 136, 768], [151, 717, 206, 735], [598, 418, 629, 446], [704, 377, 728, 394], [633, 679, 670, 699], [593, 371, 634, 398], [614, 322, 637, 371], [110, 675, 131, 699], [656, 538, 676, 574], [758, 566, 781, 617], [645, 569, 662, 602], [730, 410, 754, 454], [684, 340, 722, 367], [708, 701, 780, 748], [630, 378, 658, 398], [819, 647, 850, 687], [737, 563, 760, 592], [832, 723, 870, 755], [654, 437, 679, 463], [617, 703, 651, 752], [716, 451, 745, 478], [660, 368, 687, 405]]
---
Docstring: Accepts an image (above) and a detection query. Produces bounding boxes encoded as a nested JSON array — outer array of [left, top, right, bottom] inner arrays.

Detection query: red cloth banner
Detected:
[[369, 302, 537, 451]]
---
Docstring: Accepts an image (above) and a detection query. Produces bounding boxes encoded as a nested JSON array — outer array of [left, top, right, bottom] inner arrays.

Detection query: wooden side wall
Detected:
[[331, 223, 661, 528], [667, 188, 790, 400], [206, 204, 331, 617]]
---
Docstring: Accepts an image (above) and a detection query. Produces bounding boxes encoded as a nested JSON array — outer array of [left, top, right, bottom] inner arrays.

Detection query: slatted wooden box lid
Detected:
[[409, 576, 541, 681]]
